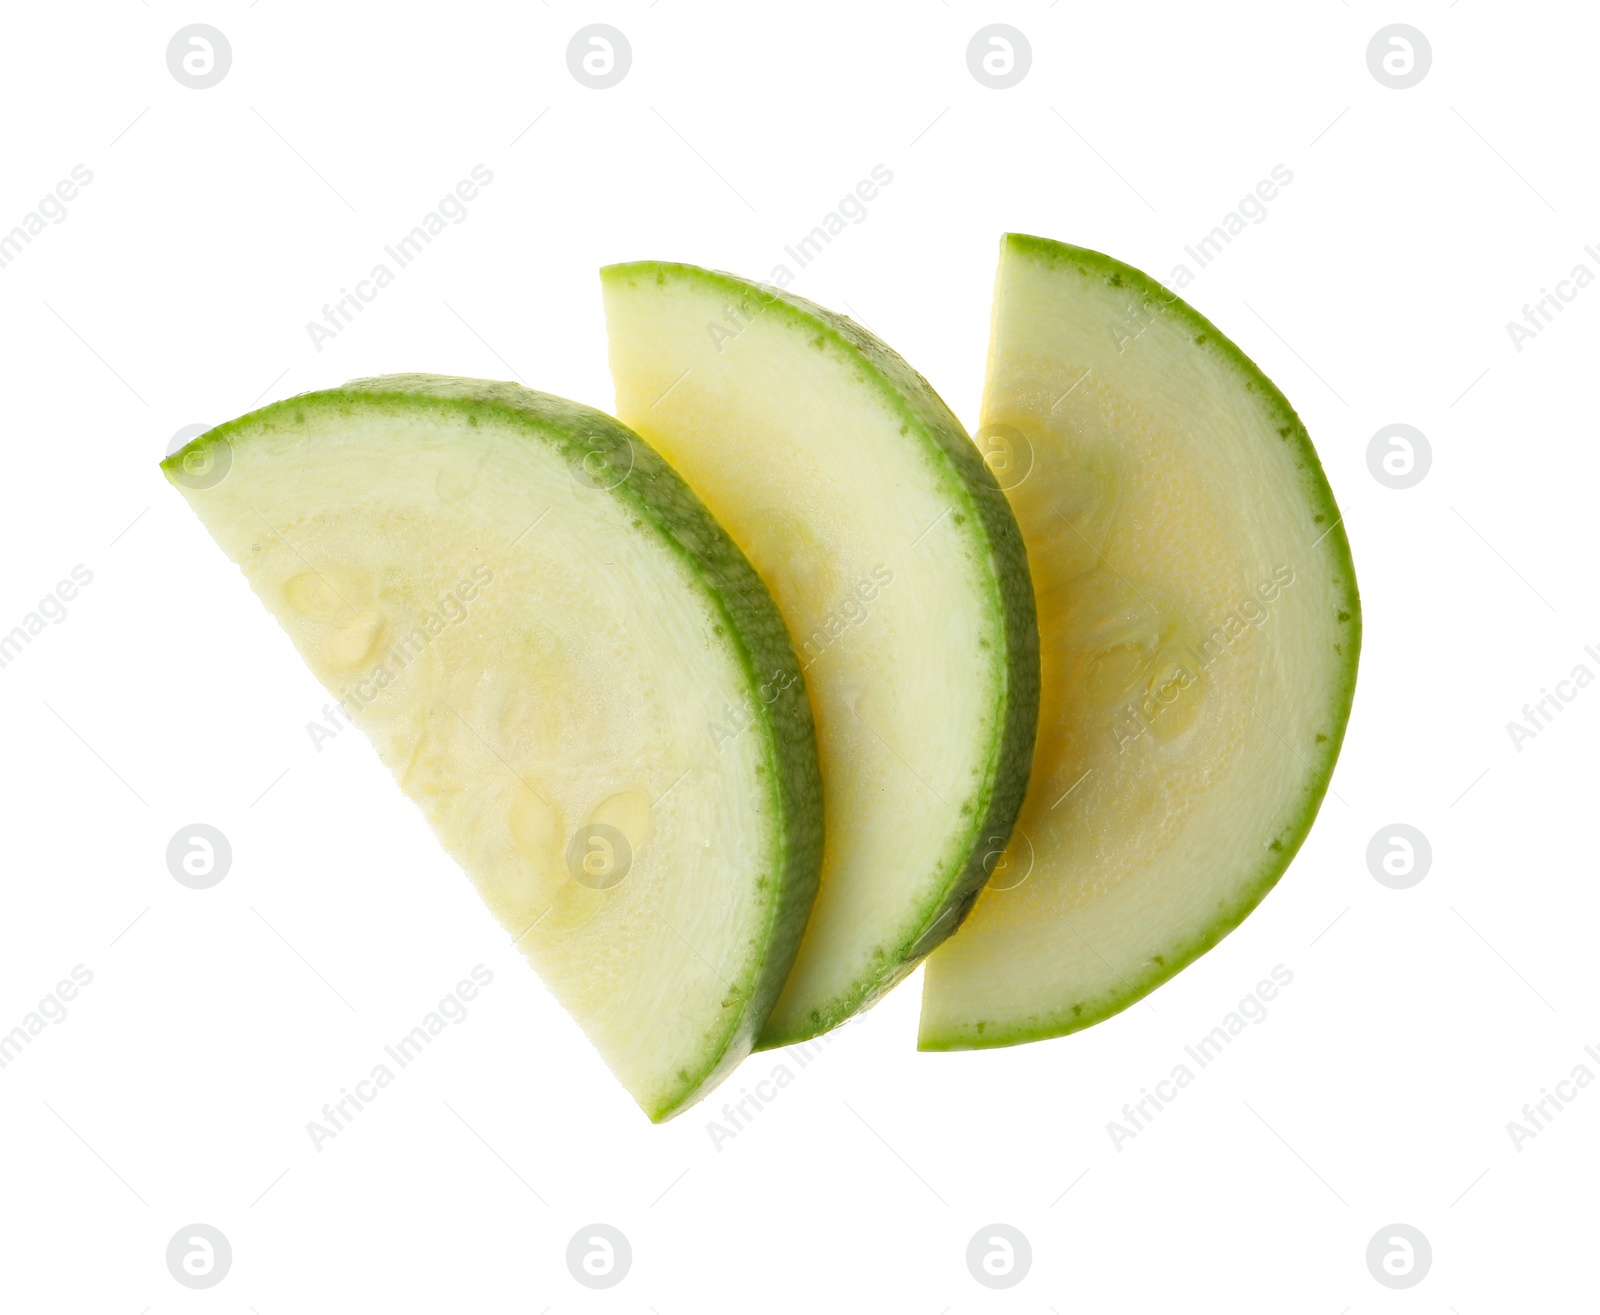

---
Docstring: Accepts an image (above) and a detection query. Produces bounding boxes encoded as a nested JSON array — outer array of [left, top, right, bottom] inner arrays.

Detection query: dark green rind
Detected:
[[917, 237, 1361, 1051], [601, 264, 1041, 1049], [161, 375, 824, 1119]]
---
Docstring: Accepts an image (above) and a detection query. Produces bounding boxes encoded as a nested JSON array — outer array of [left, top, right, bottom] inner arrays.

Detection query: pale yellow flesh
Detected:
[[605, 274, 1000, 1041], [173, 406, 774, 1113], [921, 243, 1350, 1044]]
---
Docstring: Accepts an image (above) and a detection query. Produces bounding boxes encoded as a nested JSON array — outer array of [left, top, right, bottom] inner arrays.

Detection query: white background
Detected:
[[1, 2, 1595, 1309]]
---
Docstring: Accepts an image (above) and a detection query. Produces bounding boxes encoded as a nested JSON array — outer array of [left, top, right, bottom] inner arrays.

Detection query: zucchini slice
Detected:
[[919, 238, 1359, 1049], [603, 266, 1039, 1046], [163, 374, 822, 1118]]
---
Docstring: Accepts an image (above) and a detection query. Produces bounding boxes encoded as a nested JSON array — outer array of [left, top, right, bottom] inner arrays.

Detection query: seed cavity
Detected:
[[328, 608, 386, 669], [589, 789, 653, 855], [282, 571, 350, 619]]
